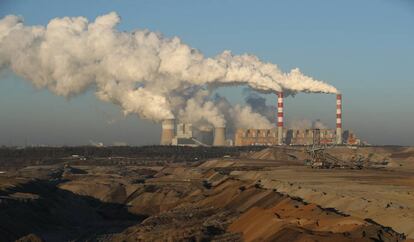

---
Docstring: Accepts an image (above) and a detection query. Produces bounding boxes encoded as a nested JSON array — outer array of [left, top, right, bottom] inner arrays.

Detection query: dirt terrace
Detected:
[[0, 145, 413, 241]]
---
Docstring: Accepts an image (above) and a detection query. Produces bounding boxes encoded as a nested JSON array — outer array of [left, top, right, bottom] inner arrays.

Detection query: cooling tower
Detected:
[[199, 130, 214, 145], [336, 94, 342, 144], [160, 119, 175, 145], [213, 127, 226, 146], [277, 92, 284, 145]]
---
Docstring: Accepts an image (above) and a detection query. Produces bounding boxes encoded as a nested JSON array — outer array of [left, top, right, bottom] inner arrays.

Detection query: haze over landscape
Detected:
[[0, 0, 413, 146]]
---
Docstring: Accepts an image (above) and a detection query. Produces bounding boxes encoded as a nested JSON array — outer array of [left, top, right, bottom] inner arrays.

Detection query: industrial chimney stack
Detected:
[[336, 94, 342, 144], [213, 127, 226, 146], [277, 92, 284, 145], [160, 119, 175, 145]]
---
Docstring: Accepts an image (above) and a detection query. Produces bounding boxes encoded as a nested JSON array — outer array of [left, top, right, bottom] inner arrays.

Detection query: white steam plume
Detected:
[[214, 95, 273, 133], [0, 12, 338, 126], [175, 89, 225, 127], [244, 90, 276, 123], [229, 105, 273, 129]]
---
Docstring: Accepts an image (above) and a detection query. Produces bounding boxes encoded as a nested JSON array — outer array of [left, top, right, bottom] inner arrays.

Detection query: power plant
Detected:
[[160, 121, 227, 147], [3, 11, 412, 242], [160, 92, 358, 147], [235, 128, 360, 146]]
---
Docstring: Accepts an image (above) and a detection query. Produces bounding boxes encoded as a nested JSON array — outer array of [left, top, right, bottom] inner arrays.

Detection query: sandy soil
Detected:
[[221, 146, 414, 239], [1, 145, 413, 241]]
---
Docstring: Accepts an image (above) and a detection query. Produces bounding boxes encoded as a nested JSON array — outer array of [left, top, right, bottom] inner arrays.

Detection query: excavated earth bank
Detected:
[[0, 163, 407, 241]]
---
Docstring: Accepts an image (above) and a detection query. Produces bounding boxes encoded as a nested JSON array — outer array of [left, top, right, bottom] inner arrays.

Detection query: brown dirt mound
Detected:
[[247, 147, 302, 161], [229, 198, 401, 242]]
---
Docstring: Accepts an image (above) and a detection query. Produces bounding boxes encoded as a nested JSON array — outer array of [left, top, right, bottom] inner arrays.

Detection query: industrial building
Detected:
[[234, 128, 279, 146], [161, 121, 223, 146], [171, 123, 199, 146], [160, 92, 362, 147], [343, 130, 361, 145], [234, 128, 361, 146], [286, 129, 336, 146]]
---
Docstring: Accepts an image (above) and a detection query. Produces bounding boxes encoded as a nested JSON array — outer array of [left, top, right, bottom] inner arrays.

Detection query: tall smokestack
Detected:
[[336, 94, 342, 144], [160, 119, 175, 145], [213, 127, 226, 146], [277, 92, 284, 145]]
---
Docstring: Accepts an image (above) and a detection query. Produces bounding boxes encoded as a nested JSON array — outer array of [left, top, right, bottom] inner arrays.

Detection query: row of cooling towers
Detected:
[[160, 119, 226, 146], [160, 93, 343, 146]]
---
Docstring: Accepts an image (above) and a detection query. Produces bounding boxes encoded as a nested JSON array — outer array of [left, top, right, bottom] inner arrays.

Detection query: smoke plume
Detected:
[[0, 12, 338, 128], [244, 90, 276, 123], [288, 119, 328, 130]]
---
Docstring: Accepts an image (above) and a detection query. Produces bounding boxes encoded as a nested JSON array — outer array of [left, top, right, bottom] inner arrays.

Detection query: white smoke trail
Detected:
[[0, 12, 338, 127]]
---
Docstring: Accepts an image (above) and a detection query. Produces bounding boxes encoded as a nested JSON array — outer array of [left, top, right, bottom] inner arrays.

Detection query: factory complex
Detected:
[[234, 128, 361, 146], [160, 93, 363, 147]]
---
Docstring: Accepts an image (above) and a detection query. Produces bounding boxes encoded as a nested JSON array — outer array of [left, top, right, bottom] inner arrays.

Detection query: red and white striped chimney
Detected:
[[277, 92, 284, 145], [336, 94, 342, 144]]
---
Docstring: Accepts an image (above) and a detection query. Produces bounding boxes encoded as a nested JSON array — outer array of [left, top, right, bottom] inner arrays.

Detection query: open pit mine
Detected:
[[1, 145, 414, 242]]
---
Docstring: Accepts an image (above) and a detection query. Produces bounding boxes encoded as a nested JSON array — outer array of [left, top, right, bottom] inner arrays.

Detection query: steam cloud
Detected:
[[0, 12, 338, 129]]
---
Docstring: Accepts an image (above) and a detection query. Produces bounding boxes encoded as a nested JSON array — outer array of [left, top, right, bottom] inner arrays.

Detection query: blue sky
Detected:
[[0, 0, 413, 146]]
